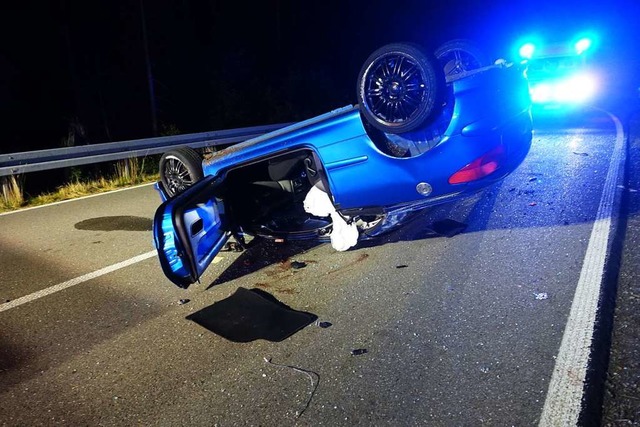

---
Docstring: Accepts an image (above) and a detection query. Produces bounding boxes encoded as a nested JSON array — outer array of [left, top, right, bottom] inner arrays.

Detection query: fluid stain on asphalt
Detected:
[[74, 216, 152, 232], [327, 253, 370, 275], [255, 282, 299, 295]]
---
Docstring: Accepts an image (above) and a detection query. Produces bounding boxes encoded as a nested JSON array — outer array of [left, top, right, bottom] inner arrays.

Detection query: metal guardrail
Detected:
[[0, 123, 290, 177]]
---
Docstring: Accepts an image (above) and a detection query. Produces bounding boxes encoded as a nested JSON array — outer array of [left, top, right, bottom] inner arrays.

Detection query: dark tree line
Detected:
[[0, 0, 636, 157], [0, 1, 365, 154]]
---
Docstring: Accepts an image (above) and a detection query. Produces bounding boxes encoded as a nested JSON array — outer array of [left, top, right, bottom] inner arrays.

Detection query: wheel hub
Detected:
[[164, 160, 189, 192], [365, 53, 426, 124], [387, 80, 404, 99]]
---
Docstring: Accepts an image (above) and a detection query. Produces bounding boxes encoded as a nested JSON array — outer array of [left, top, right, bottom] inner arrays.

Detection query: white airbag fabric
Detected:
[[303, 185, 358, 251]]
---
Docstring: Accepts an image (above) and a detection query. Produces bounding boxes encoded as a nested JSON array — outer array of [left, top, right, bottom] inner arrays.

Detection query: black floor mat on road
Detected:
[[186, 287, 317, 343]]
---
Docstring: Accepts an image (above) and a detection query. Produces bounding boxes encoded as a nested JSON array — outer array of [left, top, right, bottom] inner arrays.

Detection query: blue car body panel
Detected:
[[153, 62, 532, 287], [153, 176, 230, 288], [201, 64, 531, 210]]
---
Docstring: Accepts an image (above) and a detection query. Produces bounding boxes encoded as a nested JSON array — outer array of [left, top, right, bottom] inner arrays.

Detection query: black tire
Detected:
[[357, 43, 445, 134], [435, 39, 488, 78], [159, 147, 204, 197]]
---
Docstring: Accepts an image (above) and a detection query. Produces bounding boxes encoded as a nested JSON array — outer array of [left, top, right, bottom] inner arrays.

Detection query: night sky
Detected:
[[1, 0, 639, 154]]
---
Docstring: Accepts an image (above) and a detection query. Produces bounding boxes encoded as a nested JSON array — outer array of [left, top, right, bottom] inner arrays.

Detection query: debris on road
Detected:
[[187, 288, 317, 342], [573, 151, 589, 156], [529, 202, 538, 206], [528, 177, 538, 182], [290, 261, 307, 270], [534, 292, 549, 300], [351, 348, 368, 356], [617, 185, 639, 193], [316, 321, 332, 328], [178, 299, 190, 305], [222, 241, 243, 252], [263, 357, 319, 418]]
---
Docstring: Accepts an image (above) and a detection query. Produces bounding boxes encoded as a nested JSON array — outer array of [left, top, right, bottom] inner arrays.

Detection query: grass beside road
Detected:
[[0, 158, 159, 213]]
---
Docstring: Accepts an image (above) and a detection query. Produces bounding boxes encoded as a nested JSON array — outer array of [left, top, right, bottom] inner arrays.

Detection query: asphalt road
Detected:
[[0, 107, 633, 426]]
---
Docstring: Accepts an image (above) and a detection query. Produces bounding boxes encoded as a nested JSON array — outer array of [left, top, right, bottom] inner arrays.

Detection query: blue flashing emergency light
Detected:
[[529, 73, 598, 104], [519, 43, 536, 59], [574, 37, 592, 55]]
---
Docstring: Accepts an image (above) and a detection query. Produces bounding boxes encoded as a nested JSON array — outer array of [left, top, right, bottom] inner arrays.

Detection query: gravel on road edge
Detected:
[[601, 111, 640, 426]]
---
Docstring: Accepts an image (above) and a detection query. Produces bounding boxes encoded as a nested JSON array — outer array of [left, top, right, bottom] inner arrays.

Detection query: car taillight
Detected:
[[448, 144, 505, 184]]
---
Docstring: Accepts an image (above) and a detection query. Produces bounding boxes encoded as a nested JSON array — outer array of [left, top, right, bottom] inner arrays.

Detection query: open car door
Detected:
[[153, 176, 230, 288]]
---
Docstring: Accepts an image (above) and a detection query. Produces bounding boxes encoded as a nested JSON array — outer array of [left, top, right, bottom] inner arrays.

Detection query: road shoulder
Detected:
[[601, 111, 640, 425]]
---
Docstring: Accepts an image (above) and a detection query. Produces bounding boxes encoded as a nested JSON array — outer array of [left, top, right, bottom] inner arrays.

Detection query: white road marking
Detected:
[[0, 250, 157, 313], [539, 111, 626, 426]]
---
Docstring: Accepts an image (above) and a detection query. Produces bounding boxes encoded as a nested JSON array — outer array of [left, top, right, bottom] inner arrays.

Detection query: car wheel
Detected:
[[159, 147, 204, 197], [435, 39, 488, 78], [357, 43, 445, 134]]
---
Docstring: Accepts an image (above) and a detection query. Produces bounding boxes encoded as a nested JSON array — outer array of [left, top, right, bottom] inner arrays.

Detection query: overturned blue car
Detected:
[[153, 42, 533, 288]]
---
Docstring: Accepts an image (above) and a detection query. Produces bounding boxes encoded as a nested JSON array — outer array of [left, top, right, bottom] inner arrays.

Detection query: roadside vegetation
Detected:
[[0, 156, 159, 213], [0, 175, 25, 210], [0, 120, 183, 213]]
